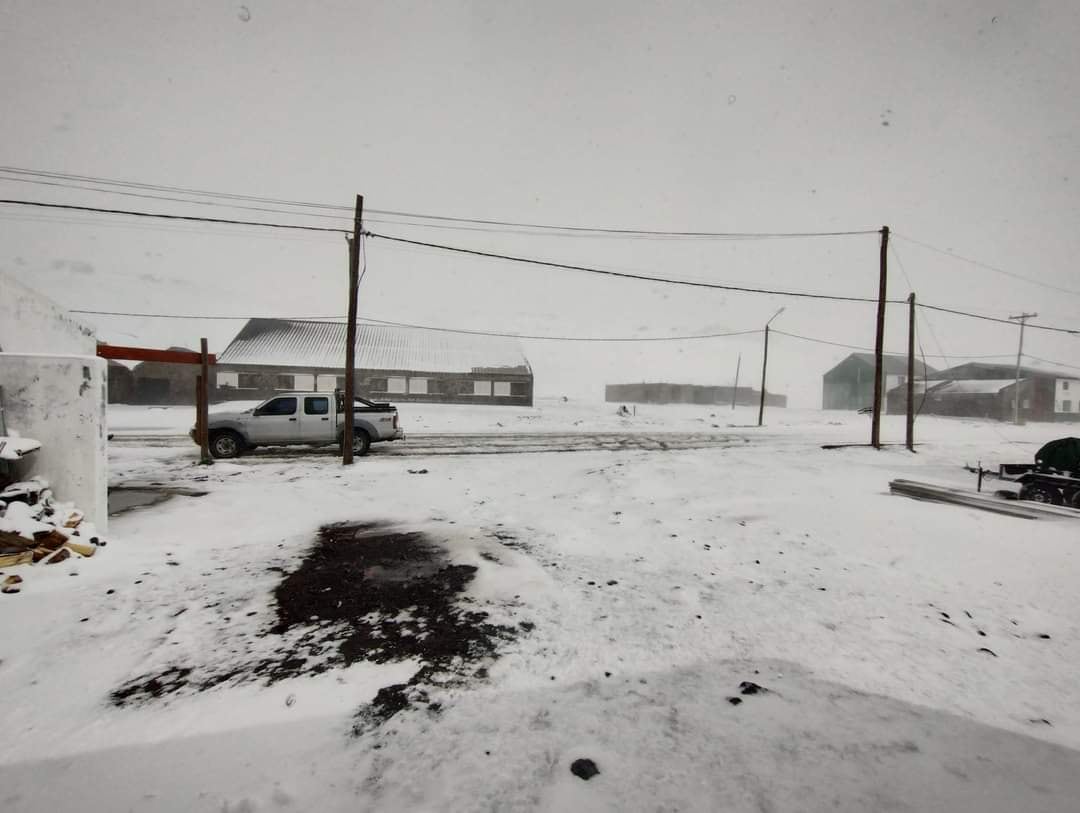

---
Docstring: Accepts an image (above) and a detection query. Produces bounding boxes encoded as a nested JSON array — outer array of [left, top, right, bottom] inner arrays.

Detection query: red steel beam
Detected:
[[97, 345, 216, 365]]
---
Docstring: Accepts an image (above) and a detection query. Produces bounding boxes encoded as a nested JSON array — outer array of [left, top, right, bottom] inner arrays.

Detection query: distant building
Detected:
[[822, 353, 937, 410], [605, 382, 786, 408], [1055, 378, 1080, 420], [213, 319, 533, 406], [886, 361, 1080, 422], [126, 346, 201, 405], [105, 359, 135, 403]]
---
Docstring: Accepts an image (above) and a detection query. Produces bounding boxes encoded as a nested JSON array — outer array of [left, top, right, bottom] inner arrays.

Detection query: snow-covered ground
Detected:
[[3, 402, 1079, 811]]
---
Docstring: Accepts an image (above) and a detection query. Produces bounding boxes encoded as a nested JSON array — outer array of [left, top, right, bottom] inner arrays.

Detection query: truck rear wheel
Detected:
[[1020, 483, 1062, 505], [209, 430, 243, 459], [339, 430, 371, 457]]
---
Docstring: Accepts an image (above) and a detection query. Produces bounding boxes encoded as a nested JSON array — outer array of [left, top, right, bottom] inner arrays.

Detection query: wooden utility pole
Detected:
[[905, 293, 916, 451], [343, 195, 364, 465], [1009, 311, 1037, 426], [871, 226, 889, 449], [758, 308, 785, 427], [198, 337, 211, 465], [731, 353, 741, 410]]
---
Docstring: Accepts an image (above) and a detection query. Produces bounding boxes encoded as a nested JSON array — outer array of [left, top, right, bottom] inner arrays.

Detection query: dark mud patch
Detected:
[[110, 522, 519, 730]]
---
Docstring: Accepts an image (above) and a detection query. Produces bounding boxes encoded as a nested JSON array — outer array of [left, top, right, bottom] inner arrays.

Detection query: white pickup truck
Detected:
[[194, 391, 404, 459]]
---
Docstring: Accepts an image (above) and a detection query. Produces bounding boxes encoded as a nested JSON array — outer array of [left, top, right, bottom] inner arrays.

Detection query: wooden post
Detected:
[[343, 194, 363, 465], [757, 326, 770, 427], [905, 292, 915, 451], [871, 226, 889, 449], [731, 353, 741, 410], [199, 338, 211, 464], [195, 376, 203, 447]]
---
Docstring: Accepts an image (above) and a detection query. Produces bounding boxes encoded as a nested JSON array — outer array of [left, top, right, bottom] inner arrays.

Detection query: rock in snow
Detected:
[[570, 758, 600, 780]]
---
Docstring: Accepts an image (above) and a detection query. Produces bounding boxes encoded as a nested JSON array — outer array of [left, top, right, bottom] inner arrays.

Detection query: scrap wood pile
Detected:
[[1, 476, 105, 595]]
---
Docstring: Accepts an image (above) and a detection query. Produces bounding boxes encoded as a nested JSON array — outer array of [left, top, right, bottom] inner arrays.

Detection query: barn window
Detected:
[[217, 371, 239, 388], [493, 381, 511, 397], [387, 377, 407, 393], [474, 381, 492, 396], [511, 382, 528, 396], [1062, 400, 1072, 413], [409, 378, 428, 395], [367, 377, 388, 393], [238, 373, 260, 389], [275, 375, 295, 390], [1064, 381, 1070, 391]]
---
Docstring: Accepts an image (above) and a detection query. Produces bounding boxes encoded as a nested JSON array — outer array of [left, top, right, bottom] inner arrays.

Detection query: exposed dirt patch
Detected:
[[110, 522, 520, 729]]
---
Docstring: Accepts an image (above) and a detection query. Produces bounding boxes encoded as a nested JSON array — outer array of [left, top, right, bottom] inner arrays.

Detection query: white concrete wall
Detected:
[[0, 354, 108, 529], [1055, 379, 1080, 414], [0, 270, 96, 355]]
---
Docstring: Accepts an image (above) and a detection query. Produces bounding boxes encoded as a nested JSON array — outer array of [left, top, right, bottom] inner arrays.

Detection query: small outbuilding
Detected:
[[605, 382, 785, 407], [128, 347, 202, 405], [823, 353, 937, 411]]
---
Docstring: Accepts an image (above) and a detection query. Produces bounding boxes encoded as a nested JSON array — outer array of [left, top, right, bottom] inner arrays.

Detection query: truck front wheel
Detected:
[[209, 430, 243, 459]]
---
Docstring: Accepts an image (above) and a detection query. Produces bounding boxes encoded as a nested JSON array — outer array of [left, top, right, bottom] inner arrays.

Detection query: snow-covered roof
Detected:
[[930, 379, 1017, 396], [885, 380, 942, 396], [218, 319, 532, 375], [827, 353, 937, 377], [933, 360, 1079, 381]]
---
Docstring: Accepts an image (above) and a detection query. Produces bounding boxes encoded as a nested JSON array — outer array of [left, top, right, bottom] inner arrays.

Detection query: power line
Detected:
[[771, 329, 1012, 359], [64, 305, 1080, 365], [6, 193, 1075, 335], [894, 232, 1080, 297], [1023, 354, 1080, 372], [367, 209, 878, 239], [68, 308, 764, 343], [366, 231, 889, 303], [0, 171, 358, 220], [0, 172, 880, 240], [0, 166, 344, 212], [0, 198, 349, 234], [916, 302, 1079, 335], [368, 230, 1080, 334], [0, 165, 878, 239]]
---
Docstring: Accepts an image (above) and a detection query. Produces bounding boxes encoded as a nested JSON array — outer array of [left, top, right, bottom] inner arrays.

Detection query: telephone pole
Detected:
[[758, 308, 785, 427], [871, 226, 889, 449], [1009, 311, 1037, 426], [199, 337, 211, 465], [905, 293, 915, 451], [731, 353, 741, 410], [342, 195, 364, 465]]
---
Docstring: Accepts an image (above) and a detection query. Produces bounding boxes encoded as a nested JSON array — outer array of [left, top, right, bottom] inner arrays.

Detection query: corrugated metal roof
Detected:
[[218, 319, 531, 375]]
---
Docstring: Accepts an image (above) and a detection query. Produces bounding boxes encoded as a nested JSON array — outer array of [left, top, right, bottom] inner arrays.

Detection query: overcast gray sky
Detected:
[[3, 1, 1079, 417]]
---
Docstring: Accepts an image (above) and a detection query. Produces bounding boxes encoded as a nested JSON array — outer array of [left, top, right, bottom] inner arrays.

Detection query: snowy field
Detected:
[[3, 401, 1079, 811]]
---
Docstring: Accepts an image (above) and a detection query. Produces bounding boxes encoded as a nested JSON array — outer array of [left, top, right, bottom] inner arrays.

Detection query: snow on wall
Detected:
[[0, 354, 108, 529], [0, 270, 96, 355]]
